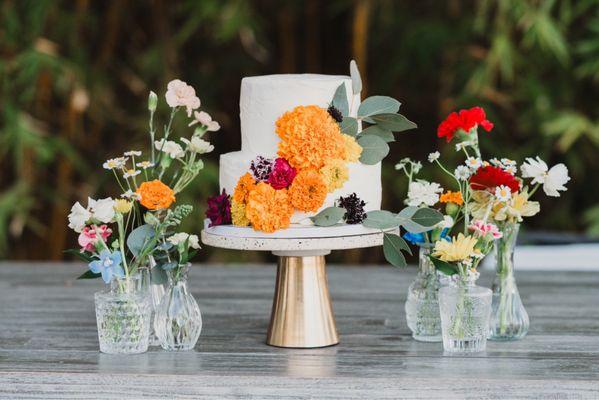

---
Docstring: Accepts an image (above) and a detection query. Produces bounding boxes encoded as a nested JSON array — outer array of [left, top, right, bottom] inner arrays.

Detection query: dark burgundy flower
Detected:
[[327, 105, 343, 123], [205, 189, 232, 227], [250, 156, 274, 182], [268, 158, 297, 189], [338, 193, 366, 224]]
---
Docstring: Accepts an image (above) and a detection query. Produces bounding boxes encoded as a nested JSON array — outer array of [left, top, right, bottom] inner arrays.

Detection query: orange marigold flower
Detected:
[[439, 190, 464, 205], [341, 134, 362, 163], [136, 180, 176, 210], [276, 105, 345, 170], [245, 182, 294, 233], [288, 170, 328, 212], [233, 172, 256, 204]]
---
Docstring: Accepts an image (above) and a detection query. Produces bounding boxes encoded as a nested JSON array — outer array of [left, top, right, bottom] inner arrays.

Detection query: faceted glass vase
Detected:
[[94, 276, 151, 354], [154, 264, 202, 351], [137, 261, 167, 347], [439, 281, 492, 353], [489, 223, 530, 341], [405, 246, 442, 342]]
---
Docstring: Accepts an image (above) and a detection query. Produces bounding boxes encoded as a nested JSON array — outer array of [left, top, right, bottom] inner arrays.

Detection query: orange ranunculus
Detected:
[[136, 180, 176, 210], [276, 105, 345, 170], [439, 190, 464, 206], [245, 182, 294, 233], [233, 172, 257, 204], [288, 169, 327, 212]]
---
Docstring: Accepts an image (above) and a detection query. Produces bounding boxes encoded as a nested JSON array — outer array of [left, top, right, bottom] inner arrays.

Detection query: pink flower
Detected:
[[165, 79, 201, 116], [78, 225, 112, 253], [189, 111, 221, 131], [268, 158, 297, 189], [469, 220, 503, 239]]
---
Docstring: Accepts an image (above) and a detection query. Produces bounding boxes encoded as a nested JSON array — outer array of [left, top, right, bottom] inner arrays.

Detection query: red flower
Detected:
[[470, 166, 520, 193], [437, 106, 494, 142], [205, 189, 232, 227], [268, 158, 297, 189]]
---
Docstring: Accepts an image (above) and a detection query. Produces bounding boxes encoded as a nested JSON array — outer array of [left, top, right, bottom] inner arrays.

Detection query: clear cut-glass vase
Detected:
[[439, 278, 492, 353], [94, 275, 151, 354], [489, 223, 529, 341], [405, 245, 442, 342], [137, 259, 167, 346], [154, 263, 202, 351]]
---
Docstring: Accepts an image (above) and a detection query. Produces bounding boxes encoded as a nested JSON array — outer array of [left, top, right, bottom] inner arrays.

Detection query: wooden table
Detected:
[[1, 262, 598, 399]]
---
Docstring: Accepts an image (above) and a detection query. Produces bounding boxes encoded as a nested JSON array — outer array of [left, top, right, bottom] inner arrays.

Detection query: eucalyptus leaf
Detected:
[[77, 270, 101, 280], [360, 125, 394, 142], [310, 207, 345, 227], [357, 134, 390, 165], [126, 224, 155, 257], [430, 256, 458, 276], [370, 113, 417, 132], [397, 206, 418, 219], [332, 83, 349, 116], [358, 96, 401, 118], [339, 117, 358, 137], [411, 207, 444, 227], [161, 261, 178, 271], [150, 266, 168, 284], [350, 59, 362, 94], [383, 233, 408, 268], [363, 210, 399, 229]]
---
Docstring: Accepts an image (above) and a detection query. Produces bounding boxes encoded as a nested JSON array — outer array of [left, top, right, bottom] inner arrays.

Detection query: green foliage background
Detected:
[[1, 0, 598, 262]]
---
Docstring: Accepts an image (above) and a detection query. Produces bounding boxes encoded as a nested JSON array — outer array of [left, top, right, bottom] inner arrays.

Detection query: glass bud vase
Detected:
[[489, 223, 529, 341], [137, 260, 167, 346], [439, 278, 492, 353], [94, 276, 151, 354], [405, 245, 442, 342], [155, 263, 202, 351]]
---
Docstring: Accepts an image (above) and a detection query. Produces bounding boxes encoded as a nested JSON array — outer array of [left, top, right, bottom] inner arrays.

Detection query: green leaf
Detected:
[[411, 208, 444, 227], [64, 249, 93, 263], [339, 117, 358, 137], [150, 267, 168, 284], [310, 207, 345, 227], [383, 233, 408, 268], [357, 135, 390, 165], [332, 83, 349, 116], [77, 270, 101, 280], [360, 125, 394, 142], [397, 206, 418, 219], [430, 256, 458, 276], [358, 96, 401, 118], [127, 224, 156, 257], [370, 113, 417, 132], [350, 59, 362, 94], [363, 210, 399, 229]]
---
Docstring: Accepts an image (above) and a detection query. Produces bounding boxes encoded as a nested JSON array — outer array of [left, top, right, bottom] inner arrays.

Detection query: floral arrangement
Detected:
[[206, 61, 418, 233], [66, 79, 217, 286]]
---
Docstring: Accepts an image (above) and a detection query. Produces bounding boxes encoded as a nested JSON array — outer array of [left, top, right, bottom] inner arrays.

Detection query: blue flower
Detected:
[[403, 231, 426, 245], [89, 250, 125, 284]]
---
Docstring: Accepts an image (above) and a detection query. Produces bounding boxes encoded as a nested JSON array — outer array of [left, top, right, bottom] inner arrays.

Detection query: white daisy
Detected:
[[428, 151, 440, 163], [494, 185, 512, 202], [465, 157, 482, 170], [124, 150, 142, 157], [121, 190, 141, 201], [103, 157, 127, 170], [454, 165, 471, 181], [123, 169, 141, 179], [136, 161, 155, 169]]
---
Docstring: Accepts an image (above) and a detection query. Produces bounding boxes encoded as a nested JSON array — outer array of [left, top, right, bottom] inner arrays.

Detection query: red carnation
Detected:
[[437, 106, 494, 142], [205, 189, 232, 227], [470, 166, 520, 193], [268, 158, 297, 189]]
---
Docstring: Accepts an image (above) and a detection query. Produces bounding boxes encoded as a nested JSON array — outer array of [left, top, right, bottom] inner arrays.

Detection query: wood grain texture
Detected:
[[0, 262, 598, 399]]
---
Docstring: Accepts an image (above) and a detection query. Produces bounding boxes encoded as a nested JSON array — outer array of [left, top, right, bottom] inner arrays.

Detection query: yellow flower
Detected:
[[320, 159, 349, 192], [432, 233, 478, 262], [342, 134, 362, 163], [471, 190, 540, 223], [231, 199, 250, 227], [113, 199, 133, 214]]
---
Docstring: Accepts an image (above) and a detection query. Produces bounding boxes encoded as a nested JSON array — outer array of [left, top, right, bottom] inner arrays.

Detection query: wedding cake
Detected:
[[219, 74, 382, 229]]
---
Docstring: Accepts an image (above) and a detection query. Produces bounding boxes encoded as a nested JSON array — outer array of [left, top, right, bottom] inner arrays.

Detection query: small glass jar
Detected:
[[154, 263, 202, 351], [439, 278, 492, 353], [137, 259, 167, 346], [94, 276, 151, 354], [405, 245, 442, 342]]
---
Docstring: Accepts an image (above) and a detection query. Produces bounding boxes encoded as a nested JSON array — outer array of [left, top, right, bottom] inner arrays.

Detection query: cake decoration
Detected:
[[337, 193, 366, 224]]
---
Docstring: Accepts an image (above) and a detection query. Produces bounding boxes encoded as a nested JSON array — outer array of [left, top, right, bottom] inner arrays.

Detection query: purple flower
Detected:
[[206, 189, 232, 227], [268, 158, 297, 190], [250, 156, 274, 182]]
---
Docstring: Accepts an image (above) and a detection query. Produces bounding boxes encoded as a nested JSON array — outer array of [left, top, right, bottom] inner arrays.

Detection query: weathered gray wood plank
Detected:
[[0, 262, 598, 399]]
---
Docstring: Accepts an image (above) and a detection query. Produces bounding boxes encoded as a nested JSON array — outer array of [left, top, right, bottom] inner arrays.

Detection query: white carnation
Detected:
[[407, 181, 443, 207]]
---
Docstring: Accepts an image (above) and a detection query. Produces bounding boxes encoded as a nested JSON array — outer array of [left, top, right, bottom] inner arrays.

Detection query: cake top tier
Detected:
[[240, 74, 359, 156]]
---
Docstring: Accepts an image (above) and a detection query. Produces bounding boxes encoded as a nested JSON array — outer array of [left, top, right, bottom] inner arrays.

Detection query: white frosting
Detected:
[[240, 74, 359, 156], [220, 73, 382, 226]]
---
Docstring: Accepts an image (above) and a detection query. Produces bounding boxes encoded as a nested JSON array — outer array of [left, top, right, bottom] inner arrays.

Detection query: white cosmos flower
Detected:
[[428, 151, 440, 163], [155, 139, 185, 159], [465, 157, 482, 170], [123, 169, 141, 179], [168, 232, 201, 249], [454, 165, 471, 181], [181, 137, 214, 154], [406, 181, 443, 207], [124, 150, 142, 157], [88, 197, 116, 224], [103, 157, 127, 170], [494, 185, 512, 202], [136, 161, 154, 169], [521, 157, 571, 197], [67, 202, 92, 232]]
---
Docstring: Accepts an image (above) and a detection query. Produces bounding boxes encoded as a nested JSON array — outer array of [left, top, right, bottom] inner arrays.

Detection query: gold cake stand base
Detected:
[[267, 255, 339, 348]]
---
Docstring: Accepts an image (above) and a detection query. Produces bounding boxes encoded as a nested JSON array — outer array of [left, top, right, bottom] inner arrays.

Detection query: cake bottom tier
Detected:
[[219, 151, 382, 224]]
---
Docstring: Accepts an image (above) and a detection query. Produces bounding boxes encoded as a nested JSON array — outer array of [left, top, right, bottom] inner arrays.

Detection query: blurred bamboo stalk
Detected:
[[352, 0, 371, 94]]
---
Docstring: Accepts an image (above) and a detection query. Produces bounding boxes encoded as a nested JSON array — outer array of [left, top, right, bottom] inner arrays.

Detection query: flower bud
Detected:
[[148, 91, 158, 112], [445, 202, 459, 217], [113, 199, 133, 214]]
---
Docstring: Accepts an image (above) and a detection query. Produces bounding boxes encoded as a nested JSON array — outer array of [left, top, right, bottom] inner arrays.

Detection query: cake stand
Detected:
[[201, 220, 398, 348]]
